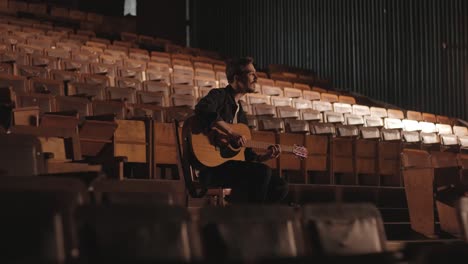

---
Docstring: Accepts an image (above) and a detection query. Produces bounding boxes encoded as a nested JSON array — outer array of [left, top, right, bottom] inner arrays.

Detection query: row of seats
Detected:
[[3, 175, 463, 263]]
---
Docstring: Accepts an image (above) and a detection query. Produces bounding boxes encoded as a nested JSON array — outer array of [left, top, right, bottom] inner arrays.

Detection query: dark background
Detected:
[[25, 0, 468, 120]]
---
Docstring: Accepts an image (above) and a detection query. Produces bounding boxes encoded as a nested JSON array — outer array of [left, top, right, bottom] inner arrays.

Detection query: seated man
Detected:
[[194, 57, 288, 203]]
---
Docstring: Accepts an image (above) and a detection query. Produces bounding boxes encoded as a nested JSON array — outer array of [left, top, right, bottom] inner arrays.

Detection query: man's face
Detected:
[[236, 63, 257, 93]]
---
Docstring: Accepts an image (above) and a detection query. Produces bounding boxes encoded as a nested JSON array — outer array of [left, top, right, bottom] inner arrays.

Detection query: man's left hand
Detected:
[[258, 144, 281, 162]]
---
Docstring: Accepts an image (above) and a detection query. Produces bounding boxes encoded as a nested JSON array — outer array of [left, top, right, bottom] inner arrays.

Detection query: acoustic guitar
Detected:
[[185, 117, 308, 168]]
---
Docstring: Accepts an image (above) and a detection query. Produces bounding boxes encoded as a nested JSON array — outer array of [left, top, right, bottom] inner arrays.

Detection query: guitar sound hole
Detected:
[[219, 145, 241, 159]]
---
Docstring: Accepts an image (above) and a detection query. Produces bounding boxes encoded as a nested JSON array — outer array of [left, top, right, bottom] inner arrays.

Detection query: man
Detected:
[[194, 57, 288, 203]]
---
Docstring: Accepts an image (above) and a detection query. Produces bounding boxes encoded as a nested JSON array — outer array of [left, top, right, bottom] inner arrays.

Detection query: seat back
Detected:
[[303, 203, 387, 256], [200, 205, 303, 262], [175, 116, 208, 198], [80, 205, 199, 262], [457, 197, 468, 241]]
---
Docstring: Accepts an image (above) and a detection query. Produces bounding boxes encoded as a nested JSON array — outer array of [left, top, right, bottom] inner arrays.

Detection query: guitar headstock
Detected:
[[293, 144, 308, 160]]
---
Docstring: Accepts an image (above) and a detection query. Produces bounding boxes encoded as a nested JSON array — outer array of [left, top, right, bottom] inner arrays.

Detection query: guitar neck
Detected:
[[245, 140, 296, 153]]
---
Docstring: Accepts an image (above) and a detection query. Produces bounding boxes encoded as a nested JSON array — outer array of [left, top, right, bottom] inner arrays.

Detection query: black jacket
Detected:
[[194, 85, 258, 162]]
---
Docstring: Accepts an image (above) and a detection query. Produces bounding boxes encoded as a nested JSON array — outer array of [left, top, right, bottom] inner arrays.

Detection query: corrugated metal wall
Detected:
[[191, 0, 468, 120]]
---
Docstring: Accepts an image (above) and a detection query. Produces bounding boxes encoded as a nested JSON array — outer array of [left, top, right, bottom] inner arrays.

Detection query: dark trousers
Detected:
[[200, 160, 288, 204]]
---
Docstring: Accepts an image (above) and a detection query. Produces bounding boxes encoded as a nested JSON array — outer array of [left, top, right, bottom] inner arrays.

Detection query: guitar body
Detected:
[[189, 121, 252, 168], [183, 115, 307, 169]]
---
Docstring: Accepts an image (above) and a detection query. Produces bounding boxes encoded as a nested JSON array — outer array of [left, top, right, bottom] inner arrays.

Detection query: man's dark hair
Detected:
[[226, 57, 254, 84]]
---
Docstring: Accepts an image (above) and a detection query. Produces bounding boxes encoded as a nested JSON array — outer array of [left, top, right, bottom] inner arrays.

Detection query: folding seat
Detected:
[[324, 111, 344, 124], [108, 43, 130, 54], [172, 60, 194, 85], [278, 131, 307, 181], [0, 73, 29, 93], [76, 29, 96, 38], [50, 70, 81, 84], [312, 86, 328, 93], [81, 45, 103, 56], [274, 80, 293, 89], [302, 203, 389, 257], [150, 51, 172, 65], [293, 83, 311, 91], [115, 76, 142, 90], [60, 59, 90, 74], [106, 86, 137, 103], [261, 84, 283, 96], [67, 81, 105, 100], [257, 77, 274, 86], [422, 112, 437, 123], [30, 55, 59, 70], [16, 43, 44, 55], [338, 95, 356, 104], [82, 73, 111, 87], [419, 121, 440, 150], [198, 87, 216, 99], [305, 125, 331, 183], [292, 98, 312, 110], [57, 41, 82, 52], [145, 69, 171, 85], [15, 93, 56, 114], [103, 48, 128, 58], [436, 115, 451, 125], [312, 101, 333, 123], [347, 104, 369, 126], [436, 123, 458, 151], [123, 58, 146, 70], [120, 32, 138, 43], [117, 67, 145, 82], [133, 104, 165, 122], [331, 124, 359, 185], [99, 53, 124, 66], [320, 92, 338, 103], [125, 47, 144, 55], [92, 100, 131, 120], [55, 96, 92, 120], [72, 50, 99, 63], [90, 37, 111, 46], [355, 127, 381, 185], [402, 148, 464, 238], [193, 60, 213, 70], [46, 30, 69, 39], [80, 205, 198, 263], [454, 126, 468, 152], [302, 90, 321, 101], [199, 206, 303, 262], [143, 80, 171, 95], [171, 94, 197, 109], [365, 106, 386, 127], [27, 38, 55, 49], [45, 48, 71, 61], [378, 128, 403, 186], [283, 87, 302, 98], [194, 68, 217, 88], [172, 84, 198, 97], [333, 102, 353, 122], [30, 77, 65, 96], [12, 106, 40, 126], [0, 176, 88, 263], [213, 63, 226, 73], [405, 110, 422, 121], [137, 91, 170, 106], [129, 51, 150, 61], [0, 51, 29, 70]]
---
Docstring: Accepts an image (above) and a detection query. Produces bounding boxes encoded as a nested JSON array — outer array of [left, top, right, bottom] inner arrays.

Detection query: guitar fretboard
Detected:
[[245, 141, 296, 153]]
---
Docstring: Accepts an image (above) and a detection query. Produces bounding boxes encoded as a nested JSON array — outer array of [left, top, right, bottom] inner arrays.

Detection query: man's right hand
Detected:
[[229, 131, 247, 148]]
